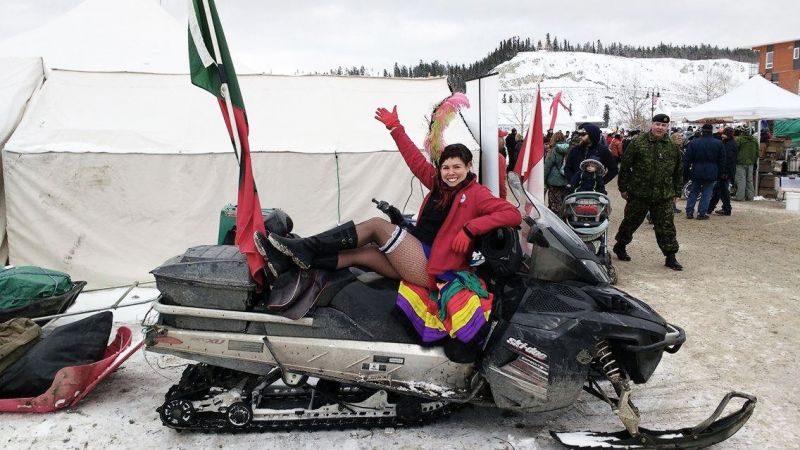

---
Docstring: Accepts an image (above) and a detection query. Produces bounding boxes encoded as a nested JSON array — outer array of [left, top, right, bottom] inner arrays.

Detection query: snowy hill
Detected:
[[494, 51, 754, 131]]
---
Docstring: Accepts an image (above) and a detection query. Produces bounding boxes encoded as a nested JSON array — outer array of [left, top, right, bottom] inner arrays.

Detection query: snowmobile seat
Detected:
[[313, 268, 359, 307], [325, 276, 419, 345]]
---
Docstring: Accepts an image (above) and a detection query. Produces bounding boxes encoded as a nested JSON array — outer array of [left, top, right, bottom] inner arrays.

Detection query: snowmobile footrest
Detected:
[[551, 391, 756, 449]]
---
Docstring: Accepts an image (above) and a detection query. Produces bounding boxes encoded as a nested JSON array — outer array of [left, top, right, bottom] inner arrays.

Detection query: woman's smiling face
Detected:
[[440, 157, 471, 187]]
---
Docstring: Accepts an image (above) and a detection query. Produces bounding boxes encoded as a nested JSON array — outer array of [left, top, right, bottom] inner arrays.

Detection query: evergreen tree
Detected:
[[603, 104, 610, 127], [545, 33, 551, 49]]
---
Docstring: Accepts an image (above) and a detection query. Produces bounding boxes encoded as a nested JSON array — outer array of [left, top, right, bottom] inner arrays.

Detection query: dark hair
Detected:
[[438, 143, 472, 166]]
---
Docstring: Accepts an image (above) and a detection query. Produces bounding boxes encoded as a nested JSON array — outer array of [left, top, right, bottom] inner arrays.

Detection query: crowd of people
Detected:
[[502, 114, 762, 272]]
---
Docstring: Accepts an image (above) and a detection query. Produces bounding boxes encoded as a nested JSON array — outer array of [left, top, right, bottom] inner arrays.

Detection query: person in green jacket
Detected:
[[543, 132, 570, 216], [734, 127, 759, 201], [613, 114, 683, 271]]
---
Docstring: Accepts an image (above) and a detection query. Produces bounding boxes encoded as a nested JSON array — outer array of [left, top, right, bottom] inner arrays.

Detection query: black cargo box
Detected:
[[151, 245, 256, 312]]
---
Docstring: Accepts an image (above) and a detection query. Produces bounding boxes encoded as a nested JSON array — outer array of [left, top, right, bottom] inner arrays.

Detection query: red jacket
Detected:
[[609, 138, 623, 158], [390, 127, 522, 285]]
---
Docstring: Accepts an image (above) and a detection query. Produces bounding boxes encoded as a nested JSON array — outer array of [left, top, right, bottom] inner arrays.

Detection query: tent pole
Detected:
[[756, 119, 761, 195]]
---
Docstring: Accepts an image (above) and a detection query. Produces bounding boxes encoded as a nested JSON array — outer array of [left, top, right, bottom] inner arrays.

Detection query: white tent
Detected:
[[0, 0, 188, 74], [672, 75, 800, 122], [3, 71, 477, 287], [0, 57, 45, 263]]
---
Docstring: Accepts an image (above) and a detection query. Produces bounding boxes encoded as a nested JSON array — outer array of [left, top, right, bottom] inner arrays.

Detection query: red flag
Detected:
[[514, 87, 545, 200], [548, 91, 571, 131], [189, 0, 266, 289]]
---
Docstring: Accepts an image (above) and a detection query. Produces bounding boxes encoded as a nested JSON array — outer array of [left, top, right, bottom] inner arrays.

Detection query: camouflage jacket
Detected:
[[618, 132, 682, 200]]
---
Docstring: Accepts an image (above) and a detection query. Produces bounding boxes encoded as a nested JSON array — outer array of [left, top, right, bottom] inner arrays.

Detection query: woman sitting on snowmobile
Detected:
[[254, 105, 521, 289]]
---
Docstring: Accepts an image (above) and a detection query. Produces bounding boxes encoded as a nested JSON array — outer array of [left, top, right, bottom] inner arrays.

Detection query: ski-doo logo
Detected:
[[506, 337, 548, 361]]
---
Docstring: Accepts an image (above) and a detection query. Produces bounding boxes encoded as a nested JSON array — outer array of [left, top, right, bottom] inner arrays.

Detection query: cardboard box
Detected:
[[758, 158, 773, 173], [759, 174, 776, 197]]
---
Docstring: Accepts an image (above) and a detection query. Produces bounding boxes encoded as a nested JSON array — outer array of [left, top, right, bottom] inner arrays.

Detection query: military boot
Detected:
[[665, 253, 683, 271], [613, 243, 632, 262], [268, 221, 357, 270]]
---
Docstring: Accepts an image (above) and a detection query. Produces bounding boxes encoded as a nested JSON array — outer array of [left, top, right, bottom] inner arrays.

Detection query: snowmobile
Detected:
[[142, 172, 755, 448]]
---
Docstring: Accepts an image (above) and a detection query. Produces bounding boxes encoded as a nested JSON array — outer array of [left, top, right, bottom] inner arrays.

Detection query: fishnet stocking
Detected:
[[338, 217, 430, 286]]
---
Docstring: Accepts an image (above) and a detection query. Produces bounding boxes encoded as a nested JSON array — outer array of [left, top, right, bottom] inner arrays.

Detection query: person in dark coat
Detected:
[[505, 128, 518, 171], [683, 124, 725, 220], [564, 123, 618, 185], [707, 127, 738, 215]]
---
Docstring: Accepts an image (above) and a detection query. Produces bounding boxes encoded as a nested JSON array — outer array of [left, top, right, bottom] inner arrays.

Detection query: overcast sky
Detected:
[[1, 0, 798, 74]]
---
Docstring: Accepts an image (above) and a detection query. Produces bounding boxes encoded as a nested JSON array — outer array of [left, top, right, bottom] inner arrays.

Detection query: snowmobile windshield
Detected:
[[507, 173, 609, 285]]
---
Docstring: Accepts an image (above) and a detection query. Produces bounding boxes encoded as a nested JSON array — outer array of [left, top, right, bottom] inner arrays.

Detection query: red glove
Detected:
[[451, 229, 472, 254], [375, 106, 401, 130]]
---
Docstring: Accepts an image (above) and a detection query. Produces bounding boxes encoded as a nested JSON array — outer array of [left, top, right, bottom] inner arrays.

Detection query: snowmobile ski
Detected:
[[551, 391, 756, 449]]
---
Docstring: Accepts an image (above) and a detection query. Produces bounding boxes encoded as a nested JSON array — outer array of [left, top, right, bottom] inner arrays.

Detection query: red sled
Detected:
[[0, 326, 142, 413]]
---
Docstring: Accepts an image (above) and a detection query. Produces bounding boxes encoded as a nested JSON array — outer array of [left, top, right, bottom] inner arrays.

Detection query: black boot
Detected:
[[311, 254, 339, 271], [268, 221, 357, 270], [254, 231, 292, 277], [613, 243, 631, 261], [665, 253, 683, 271]]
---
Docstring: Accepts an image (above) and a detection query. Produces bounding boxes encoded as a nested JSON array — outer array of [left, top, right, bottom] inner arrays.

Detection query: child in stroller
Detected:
[[568, 157, 607, 195], [563, 157, 617, 283]]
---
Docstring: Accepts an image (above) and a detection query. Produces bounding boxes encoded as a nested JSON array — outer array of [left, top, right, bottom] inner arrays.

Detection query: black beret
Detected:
[[652, 113, 670, 123]]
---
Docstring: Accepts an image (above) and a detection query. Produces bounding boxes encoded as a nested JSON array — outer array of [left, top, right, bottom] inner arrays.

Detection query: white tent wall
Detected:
[[3, 71, 478, 287], [0, 57, 45, 263]]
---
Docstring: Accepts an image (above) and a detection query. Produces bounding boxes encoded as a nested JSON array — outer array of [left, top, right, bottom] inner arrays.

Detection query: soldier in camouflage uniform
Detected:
[[613, 114, 684, 271]]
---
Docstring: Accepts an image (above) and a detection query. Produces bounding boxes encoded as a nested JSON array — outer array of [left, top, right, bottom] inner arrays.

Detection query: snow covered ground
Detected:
[[1, 185, 798, 449]]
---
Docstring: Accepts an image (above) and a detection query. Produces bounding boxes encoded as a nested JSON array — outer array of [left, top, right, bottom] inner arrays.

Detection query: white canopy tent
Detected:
[[3, 71, 477, 288], [672, 75, 800, 122], [0, 57, 46, 263], [672, 75, 800, 194]]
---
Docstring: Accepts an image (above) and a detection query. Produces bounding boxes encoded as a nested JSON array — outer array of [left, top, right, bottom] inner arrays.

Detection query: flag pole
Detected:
[[200, 0, 241, 164]]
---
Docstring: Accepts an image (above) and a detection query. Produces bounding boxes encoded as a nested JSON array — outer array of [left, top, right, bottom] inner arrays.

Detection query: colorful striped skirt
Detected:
[[395, 272, 493, 344]]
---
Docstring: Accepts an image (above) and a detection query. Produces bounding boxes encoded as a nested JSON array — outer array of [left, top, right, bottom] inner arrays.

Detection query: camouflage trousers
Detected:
[[614, 196, 679, 255]]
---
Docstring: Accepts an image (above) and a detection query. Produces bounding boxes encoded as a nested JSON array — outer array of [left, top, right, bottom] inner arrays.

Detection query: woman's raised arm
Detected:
[[375, 106, 436, 189]]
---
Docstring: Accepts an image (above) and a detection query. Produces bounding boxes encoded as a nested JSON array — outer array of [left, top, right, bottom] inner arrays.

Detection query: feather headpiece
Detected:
[[423, 92, 470, 166]]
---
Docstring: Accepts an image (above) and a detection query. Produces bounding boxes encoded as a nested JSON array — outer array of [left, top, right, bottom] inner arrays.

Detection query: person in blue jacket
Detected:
[[706, 127, 738, 215], [683, 124, 725, 220]]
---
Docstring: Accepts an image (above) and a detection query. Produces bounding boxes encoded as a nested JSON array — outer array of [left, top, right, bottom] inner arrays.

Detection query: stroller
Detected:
[[563, 192, 617, 284]]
